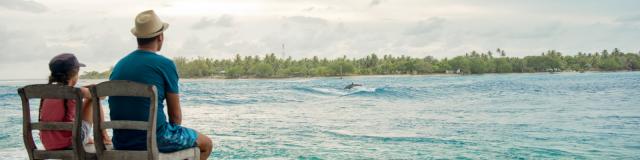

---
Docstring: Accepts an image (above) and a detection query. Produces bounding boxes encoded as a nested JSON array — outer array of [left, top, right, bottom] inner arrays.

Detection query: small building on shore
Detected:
[[445, 69, 462, 74]]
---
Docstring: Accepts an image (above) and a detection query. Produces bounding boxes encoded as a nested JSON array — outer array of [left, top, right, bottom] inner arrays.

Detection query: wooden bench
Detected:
[[90, 80, 199, 160], [18, 84, 98, 160]]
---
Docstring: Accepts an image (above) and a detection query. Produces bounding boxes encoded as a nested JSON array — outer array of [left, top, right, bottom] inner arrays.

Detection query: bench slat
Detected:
[[95, 80, 155, 97], [21, 84, 80, 99], [159, 147, 200, 160], [103, 150, 148, 160], [31, 122, 73, 131], [103, 121, 148, 130], [33, 150, 74, 159]]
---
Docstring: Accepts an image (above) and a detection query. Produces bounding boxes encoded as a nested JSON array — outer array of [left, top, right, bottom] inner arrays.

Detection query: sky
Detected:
[[0, 0, 639, 79]]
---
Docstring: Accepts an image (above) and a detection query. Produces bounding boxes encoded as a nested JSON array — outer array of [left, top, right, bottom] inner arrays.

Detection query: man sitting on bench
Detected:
[[108, 10, 213, 160]]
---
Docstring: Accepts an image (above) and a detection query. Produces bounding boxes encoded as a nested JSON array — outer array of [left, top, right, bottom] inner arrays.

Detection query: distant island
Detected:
[[81, 48, 640, 79]]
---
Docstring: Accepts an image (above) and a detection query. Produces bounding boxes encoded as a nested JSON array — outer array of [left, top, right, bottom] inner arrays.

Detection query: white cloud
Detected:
[[1, 0, 640, 79], [285, 16, 328, 26], [191, 17, 215, 30], [0, 0, 48, 13], [0, 25, 49, 62], [369, 0, 381, 7], [191, 14, 234, 30], [215, 15, 234, 27]]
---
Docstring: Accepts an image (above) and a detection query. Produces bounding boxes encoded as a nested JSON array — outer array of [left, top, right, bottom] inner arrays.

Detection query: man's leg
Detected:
[[195, 131, 213, 160]]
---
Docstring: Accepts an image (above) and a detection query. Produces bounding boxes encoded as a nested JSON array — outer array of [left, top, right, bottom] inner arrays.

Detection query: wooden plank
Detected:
[[103, 121, 149, 130], [147, 87, 159, 159], [31, 122, 74, 131], [194, 147, 200, 160], [95, 80, 156, 97], [90, 85, 108, 158], [18, 88, 36, 160], [159, 147, 199, 160], [20, 84, 80, 99], [71, 94, 87, 158], [102, 150, 148, 160], [33, 150, 74, 160]]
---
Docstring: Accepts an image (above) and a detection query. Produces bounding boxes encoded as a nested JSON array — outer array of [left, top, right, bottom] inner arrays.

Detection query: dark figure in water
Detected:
[[344, 82, 362, 89]]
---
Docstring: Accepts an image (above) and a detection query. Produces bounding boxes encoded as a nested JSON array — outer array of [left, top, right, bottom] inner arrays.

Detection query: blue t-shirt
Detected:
[[108, 49, 179, 150]]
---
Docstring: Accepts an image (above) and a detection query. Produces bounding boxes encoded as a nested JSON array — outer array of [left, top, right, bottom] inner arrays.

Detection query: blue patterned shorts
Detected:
[[156, 123, 198, 153]]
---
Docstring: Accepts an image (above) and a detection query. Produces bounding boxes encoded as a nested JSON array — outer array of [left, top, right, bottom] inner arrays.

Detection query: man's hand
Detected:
[[166, 92, 182, 125]]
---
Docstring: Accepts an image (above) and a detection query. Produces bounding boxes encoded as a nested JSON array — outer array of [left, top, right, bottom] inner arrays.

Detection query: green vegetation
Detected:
[[81, 48, 640, 79], [80, 69, 111, 79]]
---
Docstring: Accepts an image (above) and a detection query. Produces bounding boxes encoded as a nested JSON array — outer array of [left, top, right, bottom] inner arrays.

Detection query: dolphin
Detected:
[[344, 82, 363, 89]]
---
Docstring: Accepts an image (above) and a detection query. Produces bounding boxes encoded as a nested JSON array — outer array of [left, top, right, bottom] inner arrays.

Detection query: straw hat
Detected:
[[131, 10, 169, 38]]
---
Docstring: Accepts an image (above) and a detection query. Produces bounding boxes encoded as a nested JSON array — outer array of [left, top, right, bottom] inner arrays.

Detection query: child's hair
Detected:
[[48, 68, 79, 85]]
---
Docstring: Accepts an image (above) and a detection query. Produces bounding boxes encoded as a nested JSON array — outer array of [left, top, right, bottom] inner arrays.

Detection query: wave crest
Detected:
[[292, 86, 413, 98]]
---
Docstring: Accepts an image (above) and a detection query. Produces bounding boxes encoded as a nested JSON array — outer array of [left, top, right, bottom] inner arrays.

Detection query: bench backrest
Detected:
[[90, 80, 159, 160], [18, 84, 87, 160]]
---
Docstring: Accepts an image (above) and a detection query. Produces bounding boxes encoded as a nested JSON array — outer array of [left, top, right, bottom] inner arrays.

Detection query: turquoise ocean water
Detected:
[[1, 72, 639, 159]]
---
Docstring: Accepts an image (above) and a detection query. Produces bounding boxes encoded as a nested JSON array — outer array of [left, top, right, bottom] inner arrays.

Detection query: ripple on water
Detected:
[[323, 130, 471, 146], [1, 72, 640, 159], [503, 146, 585, 159]]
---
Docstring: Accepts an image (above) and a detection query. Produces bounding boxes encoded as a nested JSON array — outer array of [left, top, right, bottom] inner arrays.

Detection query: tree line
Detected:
[[81, 48, 640, 79]]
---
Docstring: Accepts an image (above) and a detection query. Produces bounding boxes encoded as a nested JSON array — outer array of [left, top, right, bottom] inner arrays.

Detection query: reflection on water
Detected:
[[1, 72, 639, 159]]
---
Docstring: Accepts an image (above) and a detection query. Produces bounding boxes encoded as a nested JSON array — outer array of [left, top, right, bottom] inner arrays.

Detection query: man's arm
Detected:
[[166, 92, 182, 125]]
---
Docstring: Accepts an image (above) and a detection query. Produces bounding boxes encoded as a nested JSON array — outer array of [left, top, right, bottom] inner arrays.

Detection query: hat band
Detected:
[[149, 25, 165, 35]]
